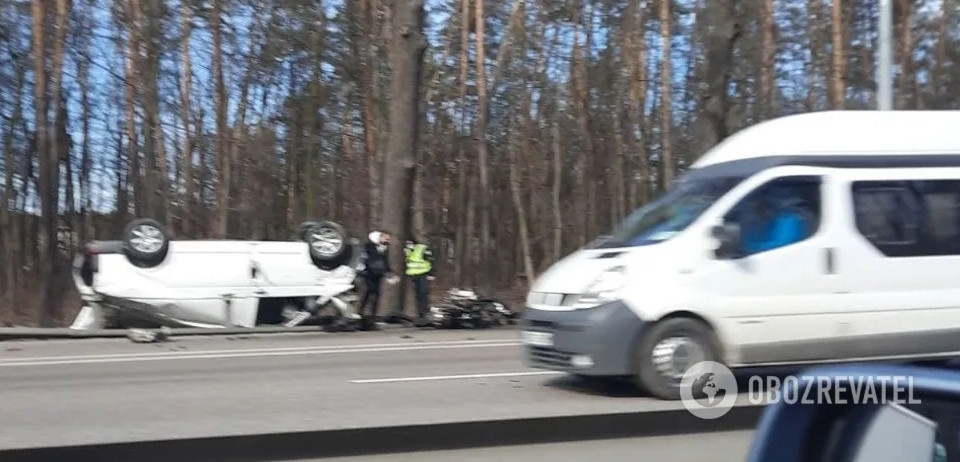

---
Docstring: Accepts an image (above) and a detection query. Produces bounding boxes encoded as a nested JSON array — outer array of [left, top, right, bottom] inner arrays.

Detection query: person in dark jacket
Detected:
[[358, 230, 394, 330]]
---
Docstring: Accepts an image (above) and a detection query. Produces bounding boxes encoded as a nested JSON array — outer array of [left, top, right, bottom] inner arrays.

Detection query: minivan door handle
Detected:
[[824, 247, 836, 274]]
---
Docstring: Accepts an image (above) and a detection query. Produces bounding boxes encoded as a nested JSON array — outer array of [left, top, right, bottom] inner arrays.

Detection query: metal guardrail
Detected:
[[0, 405, 766, 462]]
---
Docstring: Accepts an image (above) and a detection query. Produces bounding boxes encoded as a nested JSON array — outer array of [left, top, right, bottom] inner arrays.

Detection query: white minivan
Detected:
[[521, 110, 960, 400], [71, 218, 363, 330]]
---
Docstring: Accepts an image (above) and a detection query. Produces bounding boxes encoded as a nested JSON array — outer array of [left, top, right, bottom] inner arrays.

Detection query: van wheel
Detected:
[[634, 318, 720, 400], [122, 218, 169, 267], [300, 221, 348, 261], [313, 245, 353, 271]]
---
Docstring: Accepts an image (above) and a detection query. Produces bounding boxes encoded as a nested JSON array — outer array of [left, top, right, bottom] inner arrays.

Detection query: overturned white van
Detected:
[[71, 218, 363, 330], [521, 110, 960, 399]]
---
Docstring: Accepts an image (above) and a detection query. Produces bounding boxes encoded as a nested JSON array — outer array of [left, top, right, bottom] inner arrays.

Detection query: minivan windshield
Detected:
[[598, 174, 745, 248]]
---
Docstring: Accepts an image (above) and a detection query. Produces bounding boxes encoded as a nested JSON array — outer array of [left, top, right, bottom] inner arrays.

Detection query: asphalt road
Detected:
[[0, 328, 758, 450], [306, 430, 755, 462]]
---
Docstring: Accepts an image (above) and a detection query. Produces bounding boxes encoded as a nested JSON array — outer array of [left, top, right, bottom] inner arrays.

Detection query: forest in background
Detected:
[[1, 0, 959, 326]]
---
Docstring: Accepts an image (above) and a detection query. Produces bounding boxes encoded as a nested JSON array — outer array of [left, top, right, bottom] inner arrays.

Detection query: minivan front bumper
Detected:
[[521, 300, 645, 376]]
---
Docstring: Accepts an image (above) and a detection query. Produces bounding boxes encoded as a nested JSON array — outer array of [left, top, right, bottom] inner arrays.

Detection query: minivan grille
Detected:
[[528, 346, 572, 368]]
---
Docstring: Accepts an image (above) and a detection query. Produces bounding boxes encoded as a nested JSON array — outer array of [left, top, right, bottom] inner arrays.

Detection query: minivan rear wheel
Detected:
[[300, 220, 348, 262], [297, 220, 352, 270], [122, 218, 170, 267], [634, 317, 721, 400]]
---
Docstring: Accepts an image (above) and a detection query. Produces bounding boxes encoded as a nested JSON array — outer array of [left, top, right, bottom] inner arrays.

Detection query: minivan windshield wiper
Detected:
[[598, 175, 745, 248]]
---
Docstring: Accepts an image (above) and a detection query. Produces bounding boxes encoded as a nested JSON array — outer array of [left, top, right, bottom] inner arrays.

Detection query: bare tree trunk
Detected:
[[179, 0, 194, 235], [418, 21, 456, 244], [473, 0, 493, 285], [48, 0, 71, 322], [1, 58, 25, 311], [380, 0, 428, 312], [551, 119, 563, 261], [360, 0, 380, 229], [611, 105, 627, 222], [829, 0, 845, 109], [512, 36, 539, 284], [759, 0, 775, 118], [115, 124, 129, 225], [229, 11, 271, 229], [693, 0, 741, 157], [510, 129, 535, 284], [212, 0, 229, 237], [78, 35, 92, 243], [339, 112, 354, 225], [453, 0, 470, 285], [123, 16, 141, 218], [895, 0, 913, 109], [806, 0, 823, 111], [628, 0, 650, 208], [304, 5, 325, 221], [130, 0, 169, 226], [32, 0, 71, 325], [659, 0, 674, 189]]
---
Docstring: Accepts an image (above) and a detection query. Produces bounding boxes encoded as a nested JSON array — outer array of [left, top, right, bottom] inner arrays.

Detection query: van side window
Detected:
[[724, 176, 822, 256], [851, 180, 960, 256], [918, 181, 960, 248], [851, 184, 919, 246]]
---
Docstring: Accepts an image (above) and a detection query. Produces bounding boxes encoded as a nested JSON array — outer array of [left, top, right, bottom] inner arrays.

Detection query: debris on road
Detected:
[[127, 326, 172, 343], [429, 288, 517, 329]]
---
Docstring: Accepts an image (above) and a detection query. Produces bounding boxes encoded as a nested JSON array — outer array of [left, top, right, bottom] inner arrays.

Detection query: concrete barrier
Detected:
[[0, 405, 765, 462]]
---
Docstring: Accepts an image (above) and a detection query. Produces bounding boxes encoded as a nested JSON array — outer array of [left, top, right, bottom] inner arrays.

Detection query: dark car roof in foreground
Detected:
[[792, 363, 960, 394], [747, 363, 960, 462]]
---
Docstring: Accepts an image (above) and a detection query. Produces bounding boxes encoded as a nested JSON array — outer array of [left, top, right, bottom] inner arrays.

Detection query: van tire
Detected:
[[634, 317, 720, 400], [300, 220, 348, 260], [312, 245, 353, 271], [122, 218, 170, 267]]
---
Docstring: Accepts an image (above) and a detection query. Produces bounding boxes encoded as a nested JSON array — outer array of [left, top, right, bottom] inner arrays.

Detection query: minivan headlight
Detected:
[[575, 266, 626, 308]]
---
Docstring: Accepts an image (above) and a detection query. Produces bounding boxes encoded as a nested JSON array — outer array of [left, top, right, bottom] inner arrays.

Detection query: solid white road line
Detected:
[[0, 340, 522, 368], [350, 371, 565, 384]]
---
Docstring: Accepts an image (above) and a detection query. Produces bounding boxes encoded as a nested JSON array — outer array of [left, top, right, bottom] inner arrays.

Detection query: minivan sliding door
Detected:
[[839, 177, 960, 359]]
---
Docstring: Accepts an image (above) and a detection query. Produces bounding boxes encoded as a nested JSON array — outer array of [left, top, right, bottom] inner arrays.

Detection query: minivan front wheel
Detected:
[[634, 317, 721, 400]]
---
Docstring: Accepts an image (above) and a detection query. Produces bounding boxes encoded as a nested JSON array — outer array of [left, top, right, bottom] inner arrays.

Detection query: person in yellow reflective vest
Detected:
[[404, 236, 435, 327]]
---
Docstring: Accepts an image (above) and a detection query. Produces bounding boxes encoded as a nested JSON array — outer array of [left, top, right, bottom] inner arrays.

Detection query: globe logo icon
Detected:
[[680, 361, 738, 419], [690, 372, 727, 407]]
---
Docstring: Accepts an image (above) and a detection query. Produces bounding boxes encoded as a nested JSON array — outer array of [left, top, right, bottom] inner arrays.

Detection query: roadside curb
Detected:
[[0, 326, 328, 340], [0, 405, 764, 462], [0, 323, 505, 341]]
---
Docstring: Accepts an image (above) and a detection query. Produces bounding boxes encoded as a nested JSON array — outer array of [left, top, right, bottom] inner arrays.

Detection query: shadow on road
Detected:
[[534, 361, 960, 399], [542, 375, 653, 398]]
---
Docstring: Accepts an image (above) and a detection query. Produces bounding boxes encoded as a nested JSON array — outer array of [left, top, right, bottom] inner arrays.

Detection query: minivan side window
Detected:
[[851, 180, 960, 257], [723, 176, 822, 257]]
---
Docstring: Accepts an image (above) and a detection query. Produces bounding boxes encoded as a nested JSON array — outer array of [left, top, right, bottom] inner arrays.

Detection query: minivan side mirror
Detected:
[[710, 223, 742, 259]]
